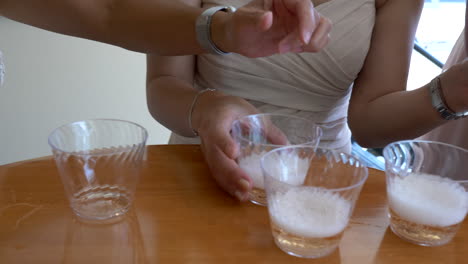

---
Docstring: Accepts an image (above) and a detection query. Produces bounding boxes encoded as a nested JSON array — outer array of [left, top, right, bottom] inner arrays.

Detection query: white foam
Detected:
[[238, 151, 309, 189], [269, 187, 351, 238], [388, 172, 468, 227], [238, 152, 267, 189]]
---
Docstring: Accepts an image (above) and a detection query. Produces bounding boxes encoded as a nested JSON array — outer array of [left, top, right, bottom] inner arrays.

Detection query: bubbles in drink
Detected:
[[388, 172, 468, 227], [269, 187, 351, 238], [238, 151, 309, 189], [238, 151, 267, 189]]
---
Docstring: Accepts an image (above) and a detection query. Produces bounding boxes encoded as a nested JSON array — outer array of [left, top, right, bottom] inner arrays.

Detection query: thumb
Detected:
[[217, 130, 239, 160], [219, 136, 239, 159], [265, 124, 289, 146], [256, 11, 273, 32], [237, 9, 273, 32]]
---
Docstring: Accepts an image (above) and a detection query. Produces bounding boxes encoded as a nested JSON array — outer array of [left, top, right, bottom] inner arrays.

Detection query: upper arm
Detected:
[[146, 0, 201, 87], [349, 0, 424, 105]]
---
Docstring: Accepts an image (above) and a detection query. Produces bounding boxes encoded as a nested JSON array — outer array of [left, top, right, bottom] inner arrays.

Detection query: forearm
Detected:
[[0, 0, 209, 55], [349, 86, 446, 147], [105, 0, 208, 55]]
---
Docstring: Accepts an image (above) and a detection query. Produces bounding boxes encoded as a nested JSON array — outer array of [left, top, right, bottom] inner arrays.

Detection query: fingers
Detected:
[[257, 11, 274, 32], [236, 7, 273, 33], [214, 113, 242, 160], [279, 0, 320, 44], [438, 61, 468, 113], [303, 16, 332, 52], [278, 30, 303, 53], [201, 137, 252, 201], [217, 128, 239, 160], [277, 12, 331, 53], [200, 113, 252, 201], [293, 0, 318, 44], [265, 124, 289, 145]]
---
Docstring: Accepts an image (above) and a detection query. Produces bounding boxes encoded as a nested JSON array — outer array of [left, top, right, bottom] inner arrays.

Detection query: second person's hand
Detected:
[[212, 0, 332, 58], [438, 58, 468, 114]]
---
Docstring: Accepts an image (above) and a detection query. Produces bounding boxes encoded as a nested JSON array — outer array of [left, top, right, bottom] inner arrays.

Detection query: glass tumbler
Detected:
[[231, 113, 322, 205], [48, 119, 148, 221], [261, 146, 368, 258], [383, 140, 468, 246]]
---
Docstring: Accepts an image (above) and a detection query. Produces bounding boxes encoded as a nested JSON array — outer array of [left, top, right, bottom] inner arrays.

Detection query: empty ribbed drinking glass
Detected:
[[48, 119, 148, 221]]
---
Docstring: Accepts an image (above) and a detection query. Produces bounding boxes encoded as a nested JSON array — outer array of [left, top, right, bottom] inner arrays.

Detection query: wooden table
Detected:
[[0, 145, 466, 263]]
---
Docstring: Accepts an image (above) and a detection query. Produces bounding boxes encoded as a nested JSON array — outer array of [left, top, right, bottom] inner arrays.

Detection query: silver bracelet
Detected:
[[428, 76, 468, 120], [188, 88, 216, 136], [195, 6, 236, 55]]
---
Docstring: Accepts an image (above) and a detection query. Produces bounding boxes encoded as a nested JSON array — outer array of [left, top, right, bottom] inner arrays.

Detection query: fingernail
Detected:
[[278, 43, 291, 54], [238, 178, 250, 191], [303, 31, 312, 44], [234, 190, 246, 201]]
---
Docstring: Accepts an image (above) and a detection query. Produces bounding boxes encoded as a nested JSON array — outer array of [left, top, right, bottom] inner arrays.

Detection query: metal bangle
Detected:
[[195, 6, 236, 55], [188, 88, 216, 136], [429, 77, 468, 120]]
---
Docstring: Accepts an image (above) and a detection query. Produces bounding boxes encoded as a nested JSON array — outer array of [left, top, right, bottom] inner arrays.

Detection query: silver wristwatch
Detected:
[[429, 76, 468, 120], [195, 6, 236, 55]]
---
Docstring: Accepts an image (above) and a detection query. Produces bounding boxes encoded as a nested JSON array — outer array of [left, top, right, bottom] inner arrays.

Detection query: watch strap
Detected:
[[196, 6, 236, 55], [429, 77, 468, 120]]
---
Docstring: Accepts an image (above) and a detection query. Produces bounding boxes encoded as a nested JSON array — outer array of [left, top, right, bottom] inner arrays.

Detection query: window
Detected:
[[417, 0, 465, 64], [408, 0, 465, 90]]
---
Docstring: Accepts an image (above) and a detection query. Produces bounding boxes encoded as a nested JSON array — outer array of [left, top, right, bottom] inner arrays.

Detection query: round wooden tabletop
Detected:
[[0, 145, 466, 263]]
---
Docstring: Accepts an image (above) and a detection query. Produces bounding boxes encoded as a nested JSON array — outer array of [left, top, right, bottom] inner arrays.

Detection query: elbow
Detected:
[[348, 112, 374, 148], [351, 128, 395, 149], [146, 79, 159, 121], [352, 133, 378, 149], [350, 127, 373, 148], [348, 107, 387, 148], [348, 121, 387, 149]]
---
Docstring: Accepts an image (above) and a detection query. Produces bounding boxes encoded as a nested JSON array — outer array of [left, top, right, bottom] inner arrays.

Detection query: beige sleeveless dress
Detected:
[[419, 29, 468, 149], [169, 0, 376, 153]]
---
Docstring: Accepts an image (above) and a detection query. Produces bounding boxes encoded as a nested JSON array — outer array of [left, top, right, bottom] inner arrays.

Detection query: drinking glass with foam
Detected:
[[261, 146, 368, 258], [383, 140, 468, 246], [231, 113, 322, 206]]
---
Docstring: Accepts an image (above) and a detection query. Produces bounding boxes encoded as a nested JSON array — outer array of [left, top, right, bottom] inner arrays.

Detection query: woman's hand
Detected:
[[191, 92, 260, 201], [212, 0, 332, 58], [439, 58, 468, 113]]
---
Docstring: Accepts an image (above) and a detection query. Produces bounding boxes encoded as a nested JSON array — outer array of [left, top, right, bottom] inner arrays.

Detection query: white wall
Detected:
[[0, 18, 170, 165]]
